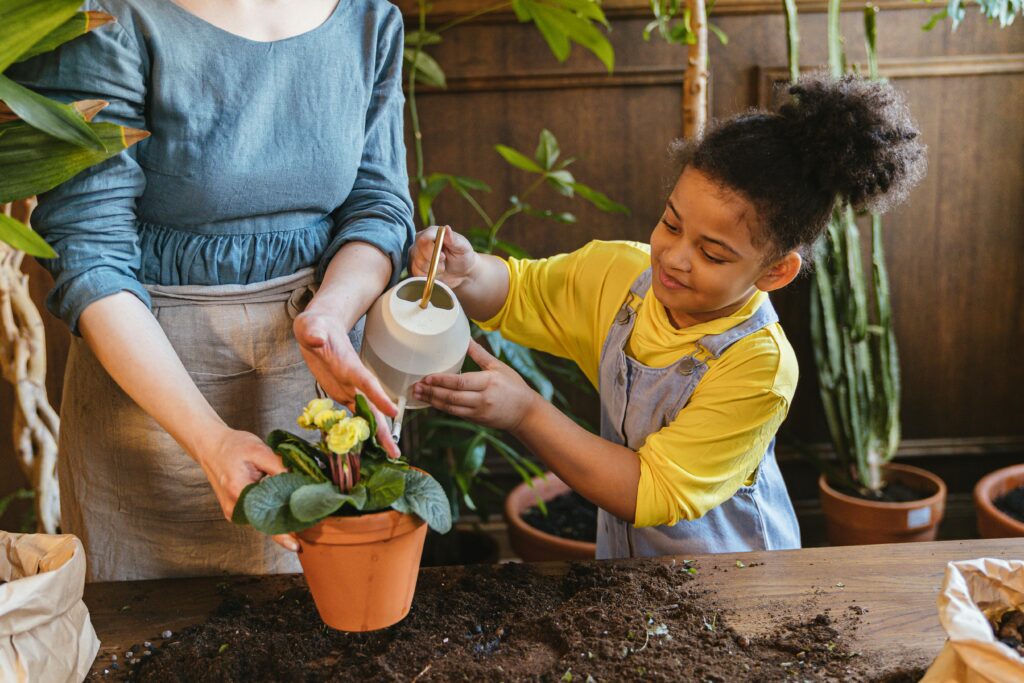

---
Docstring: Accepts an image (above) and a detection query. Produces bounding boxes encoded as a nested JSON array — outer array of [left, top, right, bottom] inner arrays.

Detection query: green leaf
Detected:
[[0, 213, 55, 258], [0, 75, 104, 151], [494, 238, 534, 258], [484, 330, 554, 399], [449, 175, 491, 193], [531, 3, 615, 71], [289, 481, 367, 522], [231, 483, 257, 525], [530, 9, 572, 62], [361, 465, 406, 510], [460, 435, 487, 477], [16, 10, 116, 63], [921, 7, 948, 30], [392, 468, 452, 533], [404, 48, 447, 88], [570, 182, 630, 214], [495, 144, 545, 173], [0, 0, 81, 72], [523, 206, 576, 224], [708, 22, 729, 45], [534, 129, 560, 170], [405, 29, 442, 46], [0, 120, 147, 203], [545, 169, 576, 196], [267, 430, 329, 482], [243, 473, 317, 535]]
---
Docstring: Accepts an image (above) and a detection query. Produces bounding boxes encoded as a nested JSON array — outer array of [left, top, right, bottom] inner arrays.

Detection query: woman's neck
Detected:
[[170, 0, 340, 42]]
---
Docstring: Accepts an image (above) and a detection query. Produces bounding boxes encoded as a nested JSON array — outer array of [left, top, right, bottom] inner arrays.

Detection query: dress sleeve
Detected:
[[7, 5, 150, 337], [633, 334, 793, 528], [318, 6, 415, 286]]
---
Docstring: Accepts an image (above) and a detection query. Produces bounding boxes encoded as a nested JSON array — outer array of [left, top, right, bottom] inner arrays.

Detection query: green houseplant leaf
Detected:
[[289, 481, 368, 522], [267, 430, 329, 482], [393, 468, 452, 533], [243, 472, 318, 535], [359, 464, 406, 510], [0, 74, 104, 151], [0, 120, 148, 203], [0, 213, 55, 258], [0, 0, 81, 72], [15, 10, 116, 63], [495, 144, 545, 174]]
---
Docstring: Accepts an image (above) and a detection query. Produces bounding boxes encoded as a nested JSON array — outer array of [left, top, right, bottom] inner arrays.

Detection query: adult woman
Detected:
[[9, 0, 413, 581]]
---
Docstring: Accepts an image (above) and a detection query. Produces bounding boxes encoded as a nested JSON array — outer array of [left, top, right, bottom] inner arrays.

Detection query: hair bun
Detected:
[[778, 74, 926, 213]]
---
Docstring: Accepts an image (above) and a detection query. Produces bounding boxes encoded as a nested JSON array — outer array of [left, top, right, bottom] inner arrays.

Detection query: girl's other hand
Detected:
[[196, 427, 299, 552], [294, 311, 401, 459], [410, 226, 478, 289], [412, 340, 539, 431]]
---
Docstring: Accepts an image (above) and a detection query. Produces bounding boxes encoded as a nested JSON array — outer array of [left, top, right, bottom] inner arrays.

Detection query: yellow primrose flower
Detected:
[[313, 409, 347, 431], [351, 416, 370, 442], [297, 398, 334, 429], [326, 417, 365, 455]]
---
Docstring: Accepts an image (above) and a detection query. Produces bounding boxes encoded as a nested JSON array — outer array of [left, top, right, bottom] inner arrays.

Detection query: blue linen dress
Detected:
[[7, 0, 415, 581]]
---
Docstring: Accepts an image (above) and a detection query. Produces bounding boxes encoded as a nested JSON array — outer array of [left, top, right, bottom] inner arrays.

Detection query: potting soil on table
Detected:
[[107, 561, 925, 682]]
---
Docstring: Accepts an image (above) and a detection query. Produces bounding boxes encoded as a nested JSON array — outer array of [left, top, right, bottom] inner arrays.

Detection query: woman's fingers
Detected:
[[414, 378, 483, 414], [466, 339, 502, 371], [272, 533, 300, 552]]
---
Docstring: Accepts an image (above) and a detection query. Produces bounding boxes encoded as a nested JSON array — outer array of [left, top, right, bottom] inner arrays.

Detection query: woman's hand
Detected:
[[410, 226, 478, 289], [412, 340, 540, 432], [293, 310, 401, 459], [196, 427, 299, 551]]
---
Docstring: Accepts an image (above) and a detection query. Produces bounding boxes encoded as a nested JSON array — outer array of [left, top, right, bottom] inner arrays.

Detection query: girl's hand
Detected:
[[294, 311, 401, 459], [410, 226, 478, 289], [412, 340, 539, 432], [196, 427, 299, 552]]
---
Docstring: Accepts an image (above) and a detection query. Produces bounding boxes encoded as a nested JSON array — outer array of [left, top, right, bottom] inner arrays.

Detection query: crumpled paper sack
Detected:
[[1, 532, 100, 682], [921, 558, 1024, 683]]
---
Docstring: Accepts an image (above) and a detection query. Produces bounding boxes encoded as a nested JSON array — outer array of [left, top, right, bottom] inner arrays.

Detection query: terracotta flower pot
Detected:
[[818, 463, 947, 546], [504, 473, 596, 562], [297, 509, 427, 632], [974, 463, 1024, 538]]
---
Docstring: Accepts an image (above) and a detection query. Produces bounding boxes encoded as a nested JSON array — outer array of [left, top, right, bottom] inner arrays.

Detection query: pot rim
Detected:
[[818, 462, 947, 510], [298, 508, 425, 546], [504, 472, 598, 553], [973, 463, 1024, 533]]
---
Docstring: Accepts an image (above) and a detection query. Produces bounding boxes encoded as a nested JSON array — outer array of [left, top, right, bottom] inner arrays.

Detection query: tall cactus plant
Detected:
[[785, 1, 901, 497]]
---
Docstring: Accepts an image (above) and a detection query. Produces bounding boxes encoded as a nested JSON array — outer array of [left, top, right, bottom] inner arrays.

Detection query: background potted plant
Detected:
[[973, 464, 1024, 538], [1, 0, 148, 535], [233, 396, 452, 632], [789, 1, 947, 545]]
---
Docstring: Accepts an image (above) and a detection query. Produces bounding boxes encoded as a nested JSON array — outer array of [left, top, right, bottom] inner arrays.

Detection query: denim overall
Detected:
[[596, 269, 802, 559]]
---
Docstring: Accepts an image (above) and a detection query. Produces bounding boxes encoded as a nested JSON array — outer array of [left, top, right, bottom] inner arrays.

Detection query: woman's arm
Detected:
[[78, 292, 299, 550], [413, 341, 640, 522]]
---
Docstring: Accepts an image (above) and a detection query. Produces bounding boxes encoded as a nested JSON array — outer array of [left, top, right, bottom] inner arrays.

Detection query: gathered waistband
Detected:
[[144, 267, 317, 310]]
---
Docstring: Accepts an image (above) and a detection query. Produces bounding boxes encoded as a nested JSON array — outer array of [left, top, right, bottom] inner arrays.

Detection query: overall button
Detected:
[[677, 356, 697, 375], [615, 307, 632, 325]]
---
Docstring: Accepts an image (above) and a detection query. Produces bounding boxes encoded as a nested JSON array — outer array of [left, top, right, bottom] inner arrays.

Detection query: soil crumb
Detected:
[[112, 562, 925, 682], [522, 491, 597, 543]]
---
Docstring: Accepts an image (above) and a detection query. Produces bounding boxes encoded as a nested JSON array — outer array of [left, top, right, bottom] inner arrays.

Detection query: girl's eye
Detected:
[[702, 249, 726, 264], [661, 219, 680, 234]]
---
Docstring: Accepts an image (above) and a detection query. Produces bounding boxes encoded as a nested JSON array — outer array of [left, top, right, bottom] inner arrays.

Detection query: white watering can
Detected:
[[360, 227, 470, 439]]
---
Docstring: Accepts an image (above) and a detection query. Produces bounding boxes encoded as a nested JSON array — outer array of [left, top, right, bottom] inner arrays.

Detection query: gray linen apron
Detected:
[[57, 267, 359, 582], [596, 269, 802, 559]]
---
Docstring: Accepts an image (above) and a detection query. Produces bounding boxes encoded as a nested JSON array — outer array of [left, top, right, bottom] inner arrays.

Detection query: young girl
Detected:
[[410, 75, 926, 558]]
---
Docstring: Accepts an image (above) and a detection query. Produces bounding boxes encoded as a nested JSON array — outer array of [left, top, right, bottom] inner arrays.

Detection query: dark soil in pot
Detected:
[[521, 491, 597, 543], [117, 562, 923, 682], [994, 486, 1024, 523], [832, 479, 930, 503]]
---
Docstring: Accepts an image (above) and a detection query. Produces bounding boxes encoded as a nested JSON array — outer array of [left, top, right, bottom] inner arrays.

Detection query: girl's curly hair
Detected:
[[671, 74, 927, 263]]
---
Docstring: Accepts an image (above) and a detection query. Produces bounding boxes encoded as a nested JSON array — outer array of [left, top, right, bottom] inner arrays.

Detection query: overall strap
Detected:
[[697, 296, 779, 359]]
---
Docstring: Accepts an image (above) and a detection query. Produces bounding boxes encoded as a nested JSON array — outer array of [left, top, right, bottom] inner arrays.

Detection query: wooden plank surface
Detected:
[[84, 538, 1024, 677]]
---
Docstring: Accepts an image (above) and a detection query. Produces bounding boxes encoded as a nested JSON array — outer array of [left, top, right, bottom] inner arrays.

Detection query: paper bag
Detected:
[[921, 558, 1024, 683], [0, 532, 100, 683]]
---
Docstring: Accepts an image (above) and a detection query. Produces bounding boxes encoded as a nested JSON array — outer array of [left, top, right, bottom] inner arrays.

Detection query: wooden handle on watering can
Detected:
[[420, 225, 448, 309]]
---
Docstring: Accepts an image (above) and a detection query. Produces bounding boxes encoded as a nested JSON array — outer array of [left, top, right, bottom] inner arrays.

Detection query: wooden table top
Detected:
[[84, 538, 1024, 677]]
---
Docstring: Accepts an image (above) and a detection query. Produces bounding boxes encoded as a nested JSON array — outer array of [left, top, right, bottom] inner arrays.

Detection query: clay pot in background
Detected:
[[819, 463, 947, 546], [297, 509, 427, 632], [504, 473, 596, 562], [974, 463, 1024, 538]]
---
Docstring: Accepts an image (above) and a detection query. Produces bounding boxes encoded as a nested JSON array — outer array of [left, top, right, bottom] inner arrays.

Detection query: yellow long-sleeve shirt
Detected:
[[478, 240, 798, 527]]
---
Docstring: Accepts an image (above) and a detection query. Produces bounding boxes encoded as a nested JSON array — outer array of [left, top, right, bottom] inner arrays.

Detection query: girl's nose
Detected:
[[665, 241, 693, 273]]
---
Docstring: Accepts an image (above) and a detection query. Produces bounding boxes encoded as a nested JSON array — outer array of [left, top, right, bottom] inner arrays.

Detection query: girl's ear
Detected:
[[755, 251, 802, 292]]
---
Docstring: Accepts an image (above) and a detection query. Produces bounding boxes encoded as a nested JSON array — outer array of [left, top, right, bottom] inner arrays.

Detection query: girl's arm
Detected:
[[413, 341, 640, 522], [78, 293, 299, 550]]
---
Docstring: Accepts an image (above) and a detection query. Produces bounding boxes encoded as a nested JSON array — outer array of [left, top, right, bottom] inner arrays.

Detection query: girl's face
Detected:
[[650, 167, 800, 329]]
